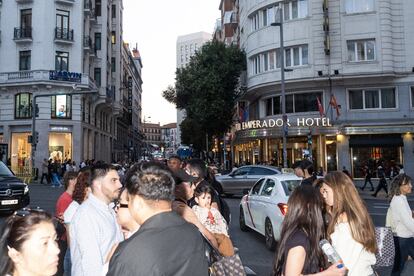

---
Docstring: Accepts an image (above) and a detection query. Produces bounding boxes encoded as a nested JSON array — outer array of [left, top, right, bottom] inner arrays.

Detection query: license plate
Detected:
[[1, 199, 18, 205]]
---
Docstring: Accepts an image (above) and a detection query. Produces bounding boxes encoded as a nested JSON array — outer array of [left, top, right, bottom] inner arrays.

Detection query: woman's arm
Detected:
[[285, 246, 346, 276]]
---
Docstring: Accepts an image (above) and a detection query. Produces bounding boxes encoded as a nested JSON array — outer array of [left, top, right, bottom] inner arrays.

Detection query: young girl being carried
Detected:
[[192, 185, 235, 257]]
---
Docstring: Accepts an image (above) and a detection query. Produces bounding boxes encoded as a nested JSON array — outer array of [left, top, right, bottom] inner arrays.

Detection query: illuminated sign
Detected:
[[55, 95, 67, 118], [235, 117, 332, 131], [49, 70, 82, 83]]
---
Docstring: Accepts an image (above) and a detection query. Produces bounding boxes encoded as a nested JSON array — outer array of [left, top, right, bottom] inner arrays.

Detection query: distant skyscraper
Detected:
[[175, 32, 211, 146]]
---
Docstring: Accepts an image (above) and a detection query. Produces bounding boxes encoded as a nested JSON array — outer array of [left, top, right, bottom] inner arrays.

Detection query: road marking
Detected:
[[244, 266, 257, 275]]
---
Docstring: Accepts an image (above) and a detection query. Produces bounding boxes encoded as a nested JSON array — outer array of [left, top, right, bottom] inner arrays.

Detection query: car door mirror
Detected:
[[242, 188, 250, 195]]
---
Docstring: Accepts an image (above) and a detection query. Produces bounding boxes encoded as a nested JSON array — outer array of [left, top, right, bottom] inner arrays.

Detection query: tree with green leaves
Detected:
[[163, 41, 246, 151]]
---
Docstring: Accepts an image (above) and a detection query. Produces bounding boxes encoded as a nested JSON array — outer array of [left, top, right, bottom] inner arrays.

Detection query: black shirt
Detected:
[[283, 229, 320, 275], [301, 175, 316, 186], [107, 211, 208, 276]]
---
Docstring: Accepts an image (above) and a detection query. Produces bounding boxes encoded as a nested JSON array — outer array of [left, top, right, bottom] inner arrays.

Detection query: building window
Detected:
[[251, 55, 261, 75], [262, 9, 268, 26], [19, 51, 31, 71], [94, 68, 101, 87], [51, 95, 72, 119], [348, 88, 396, 110], [265, 92, 322, 115], [95, 33, 101, 50], [347, 39, 375, 62], [111, 57, 116, 72], [411, 87, 414, 108], [55, 51, 69, 71], [15, 93, 32, 119], [111, 31, 116, 44], [95, 0, 101, 16], [284, 0, 308, 21], [285, 45, 308, 67], [112, 4, 116, 18], [251, 12, 260, 31], [345, 0, 374, 14], [21, 9, 32, 29], [56, 10, 69, 30]]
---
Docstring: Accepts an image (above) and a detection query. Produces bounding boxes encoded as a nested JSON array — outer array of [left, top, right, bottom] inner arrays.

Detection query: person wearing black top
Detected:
[[272, 185, 345, 276], [292, 159, 317, 186], [107, 162, 208, 276]]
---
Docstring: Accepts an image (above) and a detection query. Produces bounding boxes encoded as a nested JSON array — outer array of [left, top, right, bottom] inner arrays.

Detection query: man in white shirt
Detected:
[[70, 164, 123, 276]]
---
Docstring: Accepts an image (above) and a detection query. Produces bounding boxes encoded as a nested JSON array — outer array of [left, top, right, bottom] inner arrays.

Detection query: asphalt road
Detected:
[[1, 182, 414, 276]]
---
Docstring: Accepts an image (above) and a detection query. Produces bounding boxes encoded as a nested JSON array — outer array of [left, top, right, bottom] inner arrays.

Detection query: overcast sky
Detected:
[[123, 1, 220, 125]]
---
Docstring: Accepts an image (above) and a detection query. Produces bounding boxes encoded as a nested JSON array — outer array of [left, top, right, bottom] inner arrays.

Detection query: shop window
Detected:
[[49, 133, 72, 162], [348, 88, 396, 110], [15, 93, 32, 119], [51, 95, 72, 119], [11, 132, 32, 173]]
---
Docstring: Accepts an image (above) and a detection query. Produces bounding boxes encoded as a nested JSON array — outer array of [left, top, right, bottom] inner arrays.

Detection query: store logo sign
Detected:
[[49, 71, 82, 83], [236, 117, 332, 131]]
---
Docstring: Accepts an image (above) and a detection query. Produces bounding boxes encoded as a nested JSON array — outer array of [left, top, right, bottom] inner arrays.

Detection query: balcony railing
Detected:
[[0, 70, 95, 90], [55, 27, 74, 41], [14, 27, 32, 40]]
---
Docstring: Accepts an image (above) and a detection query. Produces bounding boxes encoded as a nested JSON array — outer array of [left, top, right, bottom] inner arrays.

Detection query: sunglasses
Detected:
[[13, 207, 45, 218], [113, 201, 128, 211]]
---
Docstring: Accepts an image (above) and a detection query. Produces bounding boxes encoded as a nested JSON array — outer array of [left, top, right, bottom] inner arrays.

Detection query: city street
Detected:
[[1, 182, 414, 276]]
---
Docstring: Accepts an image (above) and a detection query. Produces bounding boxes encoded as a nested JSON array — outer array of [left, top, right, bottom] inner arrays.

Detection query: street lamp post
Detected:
[[271, 5, 288, 168]]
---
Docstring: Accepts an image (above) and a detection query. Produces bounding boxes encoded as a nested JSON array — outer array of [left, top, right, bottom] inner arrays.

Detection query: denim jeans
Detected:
[[64, 248, 71, 276], [392, 236, 414, 276], [51, 173, 61, 187]]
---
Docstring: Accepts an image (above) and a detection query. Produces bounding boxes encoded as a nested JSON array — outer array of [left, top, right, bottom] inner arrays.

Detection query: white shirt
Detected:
[[331, 223, 376, 276], [70, 193, 123, 276], [389, 195, 414, 238], [63, 201, 80, 224], [192, 205, 229, 236]]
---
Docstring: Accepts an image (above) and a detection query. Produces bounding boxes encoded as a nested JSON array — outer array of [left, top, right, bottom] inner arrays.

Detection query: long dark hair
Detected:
[[72, 169, 91, 204], [0, 210, 53, 275], [272, 185, 327, 275]]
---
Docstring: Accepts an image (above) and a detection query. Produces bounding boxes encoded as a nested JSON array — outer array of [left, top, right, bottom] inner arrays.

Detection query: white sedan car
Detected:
[[239, 174, 302, 250]]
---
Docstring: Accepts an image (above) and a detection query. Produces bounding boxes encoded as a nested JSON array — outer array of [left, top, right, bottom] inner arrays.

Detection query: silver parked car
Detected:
[[216, 165, 281, 196]]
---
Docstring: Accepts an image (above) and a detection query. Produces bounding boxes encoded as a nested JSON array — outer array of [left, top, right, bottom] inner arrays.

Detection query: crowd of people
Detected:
[[0, 157, 413, 276]]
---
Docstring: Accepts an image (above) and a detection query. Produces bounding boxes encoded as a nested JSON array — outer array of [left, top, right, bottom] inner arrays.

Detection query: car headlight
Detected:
[[24, 185, 29, 194]]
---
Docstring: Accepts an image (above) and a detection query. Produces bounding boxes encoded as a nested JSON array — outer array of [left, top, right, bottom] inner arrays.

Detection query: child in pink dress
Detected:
[[192, 185, 234, 256]]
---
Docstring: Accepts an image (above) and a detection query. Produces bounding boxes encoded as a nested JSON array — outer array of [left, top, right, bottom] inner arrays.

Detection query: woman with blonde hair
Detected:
[[320, 171, 377, 276]]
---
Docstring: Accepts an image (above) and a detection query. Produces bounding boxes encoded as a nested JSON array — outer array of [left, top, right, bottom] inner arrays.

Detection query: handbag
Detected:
[[202, 233, 246, 276], [374, 226, 395, 267]]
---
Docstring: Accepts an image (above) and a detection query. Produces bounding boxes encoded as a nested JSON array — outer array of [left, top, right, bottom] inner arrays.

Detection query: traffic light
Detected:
[[34, 131, 39, 144], [35, 104, 39, 117], [307, 134, 312, 145]]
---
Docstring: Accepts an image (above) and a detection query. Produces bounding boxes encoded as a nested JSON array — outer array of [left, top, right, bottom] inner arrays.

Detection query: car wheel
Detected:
[[239, 207, 248, 232], [265, 218, 277, 250]]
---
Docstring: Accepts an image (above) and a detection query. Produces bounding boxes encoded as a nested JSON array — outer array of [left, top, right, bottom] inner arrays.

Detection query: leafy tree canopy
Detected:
[[163, 41, 246, 149]]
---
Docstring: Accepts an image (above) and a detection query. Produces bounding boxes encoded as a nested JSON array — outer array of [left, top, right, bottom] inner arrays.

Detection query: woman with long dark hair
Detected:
[[0, 209, 60, 276], [272, 185, 345, 276], [387, 174, 414, 275], [320, 171, 377, 276]]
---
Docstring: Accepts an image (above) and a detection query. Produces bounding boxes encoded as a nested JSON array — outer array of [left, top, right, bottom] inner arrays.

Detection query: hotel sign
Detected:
[[236, 117, 332, 131], [49, 70, 82, 83]]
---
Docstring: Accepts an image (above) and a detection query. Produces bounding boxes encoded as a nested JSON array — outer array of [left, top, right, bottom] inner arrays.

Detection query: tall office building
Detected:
[[0, 0, 136, 173], [175, 31, 211, 147]]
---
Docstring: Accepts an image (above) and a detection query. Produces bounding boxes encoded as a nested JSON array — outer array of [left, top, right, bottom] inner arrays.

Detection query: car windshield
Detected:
[[281, 180, 301, 195], [0, 162, 14, 177]]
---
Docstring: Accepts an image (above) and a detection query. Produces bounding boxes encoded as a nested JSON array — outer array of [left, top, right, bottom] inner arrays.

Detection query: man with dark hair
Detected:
[[108, 162, 208, 276], [70, 164, 123, 276], [167, 154, 182, 173]]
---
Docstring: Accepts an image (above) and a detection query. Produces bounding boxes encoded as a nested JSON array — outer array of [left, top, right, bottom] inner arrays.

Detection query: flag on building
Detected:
[[329, 94, 341, 118], [316, 96, 325, 117], [238, 101, 249, 122]]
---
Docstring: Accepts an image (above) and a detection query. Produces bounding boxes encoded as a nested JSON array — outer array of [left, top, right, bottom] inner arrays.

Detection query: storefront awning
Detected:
[[349, 134, 403, 147]]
